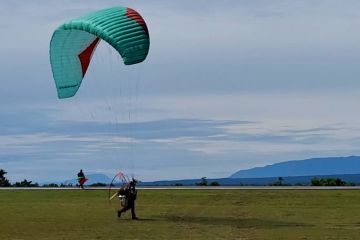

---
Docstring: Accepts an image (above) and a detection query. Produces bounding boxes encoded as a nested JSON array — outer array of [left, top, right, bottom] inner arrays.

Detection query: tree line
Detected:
[[310, 177, 355, 186], [1, 168, 357, 187], [270, 176, 355, 186], [0, 169, 107, 187], [0, 169, 39, 187]]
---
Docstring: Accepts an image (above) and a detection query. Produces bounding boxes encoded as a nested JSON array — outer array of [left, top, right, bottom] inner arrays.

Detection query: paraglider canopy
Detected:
[[50, 7, 150, 99]]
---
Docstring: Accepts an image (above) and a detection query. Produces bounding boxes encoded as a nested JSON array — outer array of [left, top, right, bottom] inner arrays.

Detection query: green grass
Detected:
[[1, 189, 360, 239]]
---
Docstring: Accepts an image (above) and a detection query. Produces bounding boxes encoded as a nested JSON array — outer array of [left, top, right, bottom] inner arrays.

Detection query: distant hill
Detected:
[[61, 173, 112, 185], [230, 156, 360, 178], [139, 174, 360, 186]]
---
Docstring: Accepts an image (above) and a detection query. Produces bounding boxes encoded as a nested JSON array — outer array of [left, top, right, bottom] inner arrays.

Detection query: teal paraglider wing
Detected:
[[50, 7, 150, 99]]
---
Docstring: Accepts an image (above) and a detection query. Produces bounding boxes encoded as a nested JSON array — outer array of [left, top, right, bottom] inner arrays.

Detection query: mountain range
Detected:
[[230, 156, 360, 178], [141, 156, 360, 186]]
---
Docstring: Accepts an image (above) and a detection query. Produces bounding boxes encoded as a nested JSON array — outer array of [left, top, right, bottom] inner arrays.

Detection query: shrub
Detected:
[[0, 169, 11, 187], [210, 181, 220, 186], [90, 182, 107, 187]]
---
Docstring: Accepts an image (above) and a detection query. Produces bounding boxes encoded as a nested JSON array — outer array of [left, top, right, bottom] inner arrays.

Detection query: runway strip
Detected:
[[1, 186, 360, 190]]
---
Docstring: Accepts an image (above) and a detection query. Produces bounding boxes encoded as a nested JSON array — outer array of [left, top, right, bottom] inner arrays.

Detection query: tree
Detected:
[[272, 177, 285, 186], [0, 169, 11, 187], [335, 178, 345, 186], [14, 179, 38, 187], [196, 177, 208, 186], [311, 177, 320, 186], [42, 183, 59, 187], [210, 181, 220, 186], [311, 177, 347, 186], [90, 182, 107, 187]]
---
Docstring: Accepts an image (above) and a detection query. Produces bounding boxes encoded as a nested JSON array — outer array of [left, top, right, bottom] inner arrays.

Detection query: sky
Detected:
[[1, 0, 360, 183]]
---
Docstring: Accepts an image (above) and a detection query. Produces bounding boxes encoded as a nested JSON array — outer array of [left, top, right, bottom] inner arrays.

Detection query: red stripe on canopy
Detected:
[[125, 8, 149, 36], [78, 38, 100, 77]]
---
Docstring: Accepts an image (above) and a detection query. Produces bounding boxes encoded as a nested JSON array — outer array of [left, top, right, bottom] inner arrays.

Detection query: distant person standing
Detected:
[[77, 169, 87, 189]]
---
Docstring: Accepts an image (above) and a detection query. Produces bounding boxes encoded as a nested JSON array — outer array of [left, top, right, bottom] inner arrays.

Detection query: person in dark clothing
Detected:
[[77, 169, 87, 189], [117, 179, 138, 219]]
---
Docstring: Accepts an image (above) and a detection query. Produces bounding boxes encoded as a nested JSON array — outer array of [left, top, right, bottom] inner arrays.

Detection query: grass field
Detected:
[[1, 189, 360, 239]]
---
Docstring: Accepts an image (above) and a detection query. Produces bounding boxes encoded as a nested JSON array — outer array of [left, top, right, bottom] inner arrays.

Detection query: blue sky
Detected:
[[1, 0, 360, 182]]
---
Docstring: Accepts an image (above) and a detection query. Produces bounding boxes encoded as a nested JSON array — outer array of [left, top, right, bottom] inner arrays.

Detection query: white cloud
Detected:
[[2, 1, 360, 182]]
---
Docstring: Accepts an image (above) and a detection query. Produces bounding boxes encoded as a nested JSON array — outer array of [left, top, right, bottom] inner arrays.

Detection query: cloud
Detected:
[[2, 101, 360, 183], [2, 91, 360, 176], [1, 1, 360, 182]]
